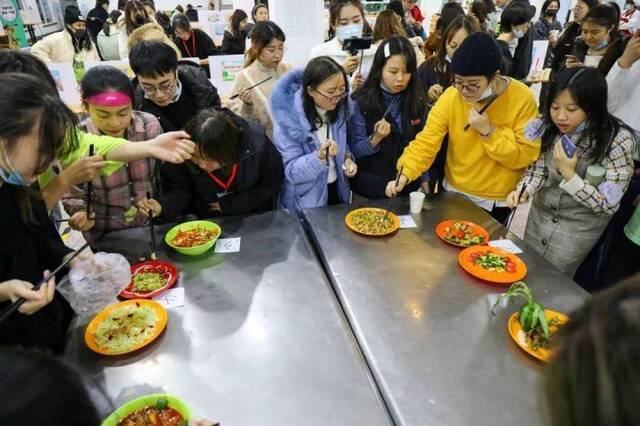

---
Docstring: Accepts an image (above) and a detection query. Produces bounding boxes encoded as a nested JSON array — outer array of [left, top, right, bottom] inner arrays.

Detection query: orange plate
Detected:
[[458, 246, 527, 284], [508, 310, 569, 362], [120, 260, 178, 299], [435, 219, 490, 247], [345, 207, 400, 237], [84, 299, 168, 356]]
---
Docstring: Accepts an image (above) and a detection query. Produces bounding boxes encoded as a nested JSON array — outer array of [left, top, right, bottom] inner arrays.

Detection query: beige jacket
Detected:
[[31, 30, 100, 64], [228, 60, 292, 140]]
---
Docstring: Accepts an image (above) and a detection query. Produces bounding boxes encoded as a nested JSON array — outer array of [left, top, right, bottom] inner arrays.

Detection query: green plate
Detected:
[[164, 220, 221, 256], [102, 393, 191, 425]]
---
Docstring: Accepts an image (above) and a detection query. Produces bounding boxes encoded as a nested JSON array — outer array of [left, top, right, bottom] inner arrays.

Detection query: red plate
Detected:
[[458, 246, 527, 284], [120, 260, 178, 299], [435, 220, 490, 248]]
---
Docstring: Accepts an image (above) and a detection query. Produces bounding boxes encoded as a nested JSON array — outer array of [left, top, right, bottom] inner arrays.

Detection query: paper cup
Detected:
[[409, 191, 426, 214]]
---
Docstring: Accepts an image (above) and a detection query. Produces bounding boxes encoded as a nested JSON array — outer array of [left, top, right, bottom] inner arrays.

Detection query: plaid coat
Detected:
[[520, 128, 635, 275], [64, 111, 163, 239]]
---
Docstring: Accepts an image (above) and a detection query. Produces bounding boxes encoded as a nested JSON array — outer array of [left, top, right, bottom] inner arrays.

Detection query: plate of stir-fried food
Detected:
[[85, 300, 168, 355], [436, 220, 489, 247], [102, 394, 191, 426], [164, 221, 221, 255], [345, 208, 400, 237], [459, 247, 527, 284], [120, 260, 178, 299]]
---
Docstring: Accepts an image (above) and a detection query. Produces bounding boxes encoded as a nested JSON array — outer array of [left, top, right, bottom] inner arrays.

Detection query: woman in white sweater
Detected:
[[229, 21, 292, 140], [118, 0, 153, 60], [31, 6, 100, 65]]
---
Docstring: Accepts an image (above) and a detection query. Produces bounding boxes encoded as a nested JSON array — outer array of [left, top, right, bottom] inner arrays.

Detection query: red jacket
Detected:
[[411, 5, 425, 23]]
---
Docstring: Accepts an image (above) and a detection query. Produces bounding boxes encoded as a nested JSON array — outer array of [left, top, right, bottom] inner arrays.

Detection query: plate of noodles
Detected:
[[164, 220, 221, 256], [120, 260, 178, 299], [85, 300, 168, 356], [345, 207, 400, 237], [102, 393, 191, 426]]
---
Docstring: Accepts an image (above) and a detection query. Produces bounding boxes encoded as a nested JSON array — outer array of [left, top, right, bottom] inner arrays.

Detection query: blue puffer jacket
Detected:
[[271, 68, 352, 211]]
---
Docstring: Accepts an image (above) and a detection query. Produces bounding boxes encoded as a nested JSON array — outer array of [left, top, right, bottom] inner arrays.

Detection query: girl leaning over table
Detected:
[[271, 56, 358, 211], [0, 74, 82, 353], [506, 67, 636, 276], [63, 65, 164, 241], [385, 32, 541, 224]]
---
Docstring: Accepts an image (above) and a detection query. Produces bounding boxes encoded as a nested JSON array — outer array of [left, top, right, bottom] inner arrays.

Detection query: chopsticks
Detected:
[[0, 243, 90, 325], [147, 191, 157, 260], [464, 94, 499, 131], [228, 76, 272, 100], [382, 95, 400, 122], [54, 216, 121, 223], [86, 144, 95, 216], [504, 183, 528, 237], [383, 166, 404, 222], [325, 123, 331, 162]]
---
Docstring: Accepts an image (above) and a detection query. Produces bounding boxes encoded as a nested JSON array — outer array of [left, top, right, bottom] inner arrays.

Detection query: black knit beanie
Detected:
[[451, 32, 503, 76]]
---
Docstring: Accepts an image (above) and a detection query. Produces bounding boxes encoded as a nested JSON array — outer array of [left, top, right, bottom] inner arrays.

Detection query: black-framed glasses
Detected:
[[140, 76, 176, 97], [315, 88, 348, 103], [453, 80, 482, 93]]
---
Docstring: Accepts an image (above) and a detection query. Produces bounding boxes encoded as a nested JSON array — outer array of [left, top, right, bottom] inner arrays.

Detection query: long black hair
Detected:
[[352, 35, 426, 136], [302, 56, 350, 131], [80, 65, 135, 101], [436, 2, 465, 34], [0, 50, 57, 91], [0, 73, 79, 222], [185, 108, 243, 169], [230, 9, 248, 36], [423, 15, 480, 80], [0, 347, 100, 425], [542, 67, 634, 162], [67, 26, 94, 53]]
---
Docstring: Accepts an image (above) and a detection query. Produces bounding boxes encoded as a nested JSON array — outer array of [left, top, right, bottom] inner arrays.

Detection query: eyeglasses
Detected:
[[315, 88, 348, 103], [453, 80, 482, 93], [140, 77, 176, 97]]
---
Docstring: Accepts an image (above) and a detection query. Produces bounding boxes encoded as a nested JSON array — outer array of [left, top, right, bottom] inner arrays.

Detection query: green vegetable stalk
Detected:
[[491, 282, 550, 340]]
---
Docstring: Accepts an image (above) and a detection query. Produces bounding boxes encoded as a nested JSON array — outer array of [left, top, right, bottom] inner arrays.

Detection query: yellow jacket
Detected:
[[397, 79, 541, 200]]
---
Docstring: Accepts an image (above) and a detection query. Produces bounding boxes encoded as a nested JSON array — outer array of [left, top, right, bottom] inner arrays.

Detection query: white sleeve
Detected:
[[118, 31, 129, 61], [606, 62, 633, 112]]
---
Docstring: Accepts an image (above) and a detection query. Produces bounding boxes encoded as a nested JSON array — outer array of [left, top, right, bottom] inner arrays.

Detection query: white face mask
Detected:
[[513, 28, 526, 38], [335, 23, 363, 42], [478, 86, 493, 102]]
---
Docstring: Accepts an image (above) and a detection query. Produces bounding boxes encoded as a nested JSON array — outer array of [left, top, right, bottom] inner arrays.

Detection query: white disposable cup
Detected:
[[409, 191, 426, 214]]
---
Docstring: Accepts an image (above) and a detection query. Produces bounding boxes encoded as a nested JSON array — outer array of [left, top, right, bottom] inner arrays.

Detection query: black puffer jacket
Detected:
[[133, 61, 221, 131], [157, 109, 284, 220]]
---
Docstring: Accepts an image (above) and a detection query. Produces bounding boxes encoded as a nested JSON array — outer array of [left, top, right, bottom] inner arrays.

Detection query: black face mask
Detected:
[[74, 29, 87, 39], [545, 10, 558, 17]]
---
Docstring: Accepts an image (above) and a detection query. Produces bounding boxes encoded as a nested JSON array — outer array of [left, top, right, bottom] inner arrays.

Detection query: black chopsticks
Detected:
[[86, 144, 95, 216], [504, 183, 528, 237], [0, 243, 90, 325], [383, 166, 404, 222], [229, 76, 272, 100], [147, 191, 157, 259], [464, 94, 499, 131]]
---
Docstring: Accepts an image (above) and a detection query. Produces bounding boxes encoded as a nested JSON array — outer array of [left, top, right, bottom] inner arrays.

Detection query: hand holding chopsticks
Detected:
[[147, 191, 157, 260], [464, 94, 498, 132], [229, 76, 272, 100], [0, 243, 90, 325], [85, 144, 95, 216], [383, 166, 404, 222]]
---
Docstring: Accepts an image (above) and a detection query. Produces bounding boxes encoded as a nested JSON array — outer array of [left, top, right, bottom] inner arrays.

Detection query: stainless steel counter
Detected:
[[65, 211, 391, 425], [302, 193, 589, 426]]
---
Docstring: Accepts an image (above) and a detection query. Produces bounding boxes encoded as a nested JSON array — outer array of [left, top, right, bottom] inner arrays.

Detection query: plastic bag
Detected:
[[57, 252, 131, 316]]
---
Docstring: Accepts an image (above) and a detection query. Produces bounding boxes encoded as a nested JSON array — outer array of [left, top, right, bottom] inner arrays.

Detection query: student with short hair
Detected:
[[129, 40, 221, 131], [138, 108, 284, 220]]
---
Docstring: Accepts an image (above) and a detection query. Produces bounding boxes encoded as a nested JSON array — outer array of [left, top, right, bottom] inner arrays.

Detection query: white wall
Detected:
[[270, 0, 324, 67]]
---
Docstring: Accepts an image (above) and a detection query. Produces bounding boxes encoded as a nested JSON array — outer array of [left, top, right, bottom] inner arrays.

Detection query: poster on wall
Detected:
[[209, 54, 244, 97], [21, 0, 42, 24], [48, 63, 81, 108], [270, 0, 324, 67], [198, 10, 231, 46], [0, 0, 28, 47]]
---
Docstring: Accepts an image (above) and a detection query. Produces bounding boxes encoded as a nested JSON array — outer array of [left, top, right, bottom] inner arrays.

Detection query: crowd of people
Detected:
[[1, 0, 640, 423]]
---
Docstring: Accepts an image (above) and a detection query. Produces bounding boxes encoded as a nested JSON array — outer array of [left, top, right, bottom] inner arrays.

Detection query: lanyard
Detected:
[[207, 164, 238, 192], [181, 32, 197, 58]]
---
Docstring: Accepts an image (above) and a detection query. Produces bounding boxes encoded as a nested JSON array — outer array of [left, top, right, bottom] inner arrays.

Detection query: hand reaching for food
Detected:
[[137, 198, 162, 218], [506, 188, 530, 208]]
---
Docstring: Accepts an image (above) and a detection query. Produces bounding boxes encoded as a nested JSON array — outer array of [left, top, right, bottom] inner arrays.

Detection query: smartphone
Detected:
[[342, 37, 373, 55], [561, 135, 577, 158]]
